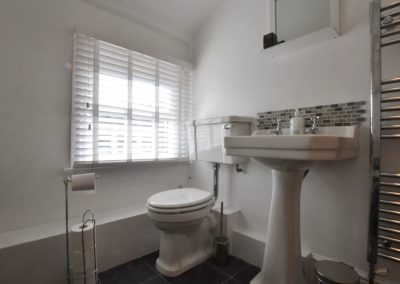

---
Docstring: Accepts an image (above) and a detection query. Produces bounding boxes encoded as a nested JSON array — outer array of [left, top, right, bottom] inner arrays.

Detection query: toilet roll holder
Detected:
[[64, 176, 99, 284]]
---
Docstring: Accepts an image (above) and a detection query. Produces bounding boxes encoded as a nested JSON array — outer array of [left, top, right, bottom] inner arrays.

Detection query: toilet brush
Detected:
[[213, 202, 230, 266]]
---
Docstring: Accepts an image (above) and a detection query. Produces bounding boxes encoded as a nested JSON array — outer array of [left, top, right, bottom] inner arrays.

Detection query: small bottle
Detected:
[[290, 109, 305, 135]]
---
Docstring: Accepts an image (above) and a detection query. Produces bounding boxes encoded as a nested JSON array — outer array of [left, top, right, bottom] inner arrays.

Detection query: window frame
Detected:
[[70, 34, 192, 168]]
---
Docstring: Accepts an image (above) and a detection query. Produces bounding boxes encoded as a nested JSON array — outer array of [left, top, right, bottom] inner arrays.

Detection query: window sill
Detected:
[[64, 159, 190, 174]]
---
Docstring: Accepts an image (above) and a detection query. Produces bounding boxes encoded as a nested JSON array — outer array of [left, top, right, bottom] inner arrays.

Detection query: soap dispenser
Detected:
[[290, 109, 305, 135]]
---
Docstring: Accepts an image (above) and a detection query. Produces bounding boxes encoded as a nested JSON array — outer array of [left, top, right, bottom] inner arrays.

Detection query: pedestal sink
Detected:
[[224, 127, 359, 284]]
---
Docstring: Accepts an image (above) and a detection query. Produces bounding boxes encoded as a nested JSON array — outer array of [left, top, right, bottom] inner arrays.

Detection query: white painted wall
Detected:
[[189, 0, 386, 279], [0, 0, 192, 234]]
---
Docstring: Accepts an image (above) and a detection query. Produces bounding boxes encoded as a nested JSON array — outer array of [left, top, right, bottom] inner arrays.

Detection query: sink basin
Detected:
[[224, 126, 359, 284], [225, 126, 358, 168]]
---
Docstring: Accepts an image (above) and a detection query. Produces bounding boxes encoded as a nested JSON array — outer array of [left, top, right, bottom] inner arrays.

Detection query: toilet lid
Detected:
[[147, 188, 213, 209]]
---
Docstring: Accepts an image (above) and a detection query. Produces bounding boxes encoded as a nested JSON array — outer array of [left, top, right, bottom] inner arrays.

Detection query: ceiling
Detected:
[[82, 0, 221, 45]]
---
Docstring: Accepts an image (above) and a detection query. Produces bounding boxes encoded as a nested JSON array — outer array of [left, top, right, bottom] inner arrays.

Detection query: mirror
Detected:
[[264, 0, 339, 57], [276, 0, 331, 42]]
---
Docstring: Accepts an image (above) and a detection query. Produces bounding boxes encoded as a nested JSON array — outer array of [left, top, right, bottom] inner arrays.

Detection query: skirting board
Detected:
[[230, 228, 397, 284]]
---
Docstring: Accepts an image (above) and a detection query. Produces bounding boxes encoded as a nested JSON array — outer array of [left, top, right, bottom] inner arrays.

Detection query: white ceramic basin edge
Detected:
[[224, 126, 359, 162]]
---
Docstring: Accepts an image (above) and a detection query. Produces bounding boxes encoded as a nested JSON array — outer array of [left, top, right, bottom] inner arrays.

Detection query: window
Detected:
[[71, 34, 191, 167]]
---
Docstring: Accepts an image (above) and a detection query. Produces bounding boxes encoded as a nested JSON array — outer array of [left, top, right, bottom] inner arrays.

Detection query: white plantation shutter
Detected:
[[71, 34, 191, 166]]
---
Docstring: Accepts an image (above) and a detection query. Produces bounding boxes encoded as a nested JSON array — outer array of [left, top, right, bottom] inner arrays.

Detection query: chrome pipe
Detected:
[[63, 177, 71, 284], [368, 1, 382, 281], [213, 163, 220, 200]]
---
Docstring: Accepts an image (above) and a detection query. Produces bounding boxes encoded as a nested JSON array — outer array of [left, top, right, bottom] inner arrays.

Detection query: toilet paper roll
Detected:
[[71, 249, 96, 273], [71, 173, 96, 192], [70, 222, 95, 252]]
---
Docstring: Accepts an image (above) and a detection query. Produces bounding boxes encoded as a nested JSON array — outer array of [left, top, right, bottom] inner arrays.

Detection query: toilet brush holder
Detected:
[[214, 236, 230, 266], [213, 202, 230, 266]]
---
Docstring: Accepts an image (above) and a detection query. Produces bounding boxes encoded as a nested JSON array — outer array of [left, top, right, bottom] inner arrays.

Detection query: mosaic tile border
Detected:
[[257, 101, 367, 130]]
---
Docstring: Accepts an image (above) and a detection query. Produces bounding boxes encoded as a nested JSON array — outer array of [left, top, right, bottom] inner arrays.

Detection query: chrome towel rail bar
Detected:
[[381, 96, 400, 103], [380, 182, 400, 188], [369, 0, 400, 280], [379, 226, 400, 235], [379, 217, 400, 225], [381, 10, 400, 20], [381, 124, 400, 129], [380, 172, 400, 178], [381, 134, 400, 139], [379, 235, 400, 244], [382, 78, 400, 85], [381, 87, 400, 94], [381, 19, 400, 29], [378, 253, 400, 263], [380, 191, 400, 197], [380, 208, 400, 216], [381, 28, 400, 38], [381, 1, 400, 12], [379, 244, 400, 254], [380, 200, 400, 206], [381, 115, 400, 121]]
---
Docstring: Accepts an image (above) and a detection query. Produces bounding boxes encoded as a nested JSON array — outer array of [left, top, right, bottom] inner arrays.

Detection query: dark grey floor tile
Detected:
[[164, 262, 229, 284], [232, 265, 260, 284], [222, 278, 241, 284], [208, 256, 249, 276], [143, 275, 168, 284], [143, 251, 159, 270], [100, 258, 157, 284]]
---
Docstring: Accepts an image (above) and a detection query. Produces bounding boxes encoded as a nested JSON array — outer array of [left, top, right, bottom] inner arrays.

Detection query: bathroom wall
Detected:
[[0, 0, 192, 234], [189, 0, 398, 280]]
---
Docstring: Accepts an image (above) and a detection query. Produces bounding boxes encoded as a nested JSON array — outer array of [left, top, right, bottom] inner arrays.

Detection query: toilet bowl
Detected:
[[147, 188, 215, 277]]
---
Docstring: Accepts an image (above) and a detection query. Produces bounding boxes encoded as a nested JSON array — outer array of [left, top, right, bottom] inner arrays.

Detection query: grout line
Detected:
[[138, 275, 161, 284], [141, 256, 171, 283], [227, 264, 251, 283]]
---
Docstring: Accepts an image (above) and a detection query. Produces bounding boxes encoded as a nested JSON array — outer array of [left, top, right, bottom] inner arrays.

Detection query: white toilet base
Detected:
[[155, 217, 214, 277]]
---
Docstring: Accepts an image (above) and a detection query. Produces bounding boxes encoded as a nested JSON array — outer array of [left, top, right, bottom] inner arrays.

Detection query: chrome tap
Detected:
[[268, 118, 282, 135], [307, 116, 320, 134]]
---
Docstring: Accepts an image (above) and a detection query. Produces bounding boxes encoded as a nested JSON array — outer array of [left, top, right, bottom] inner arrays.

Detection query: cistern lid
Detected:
[[147, 188, 213, 209]]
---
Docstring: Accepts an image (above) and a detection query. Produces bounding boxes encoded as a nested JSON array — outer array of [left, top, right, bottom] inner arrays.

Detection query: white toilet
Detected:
[[147, 116, 252, 277]]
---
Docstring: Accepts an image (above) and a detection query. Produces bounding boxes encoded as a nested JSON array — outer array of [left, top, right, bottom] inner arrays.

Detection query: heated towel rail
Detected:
[[368, 0, 400, 282]]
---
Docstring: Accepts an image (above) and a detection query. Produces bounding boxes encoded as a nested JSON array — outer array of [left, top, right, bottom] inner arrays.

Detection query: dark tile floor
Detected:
[[100, 252, 260, 284]]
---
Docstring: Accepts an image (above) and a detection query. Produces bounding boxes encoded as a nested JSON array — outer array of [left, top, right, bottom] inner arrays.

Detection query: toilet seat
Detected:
[[147, 188, 213, 210], [147, 198, 215, 214], [147, 188, 215, 223]]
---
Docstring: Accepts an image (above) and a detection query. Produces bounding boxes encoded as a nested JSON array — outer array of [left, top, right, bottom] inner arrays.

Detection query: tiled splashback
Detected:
[[257, 101, 367, 130]]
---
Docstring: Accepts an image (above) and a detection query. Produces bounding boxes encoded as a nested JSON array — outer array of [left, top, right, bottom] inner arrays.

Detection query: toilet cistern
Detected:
[[224, 126, 359, 284]]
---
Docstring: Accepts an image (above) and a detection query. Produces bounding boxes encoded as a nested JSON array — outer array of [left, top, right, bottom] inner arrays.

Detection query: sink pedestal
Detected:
[[250, 169, 307, 284]]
